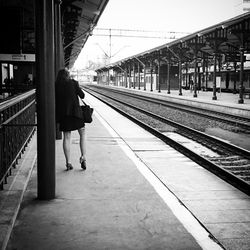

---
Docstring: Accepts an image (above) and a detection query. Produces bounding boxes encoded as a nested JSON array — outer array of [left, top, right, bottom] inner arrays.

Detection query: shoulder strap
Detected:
[[80, 99, 86, 106]]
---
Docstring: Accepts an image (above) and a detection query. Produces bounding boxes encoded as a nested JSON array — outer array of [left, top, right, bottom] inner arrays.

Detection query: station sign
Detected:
[[145, 68, 156, 74], [0, 54, 35, 62], [225, 54, 246, 62], [216, 76, 221, 88]]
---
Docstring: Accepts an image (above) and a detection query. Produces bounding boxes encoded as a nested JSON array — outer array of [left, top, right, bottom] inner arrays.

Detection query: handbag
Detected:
[[80, 99, 94, 123]]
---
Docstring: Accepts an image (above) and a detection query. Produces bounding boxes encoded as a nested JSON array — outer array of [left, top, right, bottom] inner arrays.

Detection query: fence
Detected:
[[0, 90, 36, 189]]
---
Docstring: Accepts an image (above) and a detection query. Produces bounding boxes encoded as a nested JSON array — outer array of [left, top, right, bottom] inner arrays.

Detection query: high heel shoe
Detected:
[[80, 157, 86, 170], [66, 163, 73, 171]]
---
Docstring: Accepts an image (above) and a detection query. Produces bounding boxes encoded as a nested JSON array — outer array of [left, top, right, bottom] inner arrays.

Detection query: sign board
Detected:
[[0, 54, 35, 62], [216, 76, 221, 88], [225, 54, 246, 62]]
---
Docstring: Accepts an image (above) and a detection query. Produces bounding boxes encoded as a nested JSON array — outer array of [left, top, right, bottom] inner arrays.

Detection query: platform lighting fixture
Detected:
[[89, 24, 94, 35]]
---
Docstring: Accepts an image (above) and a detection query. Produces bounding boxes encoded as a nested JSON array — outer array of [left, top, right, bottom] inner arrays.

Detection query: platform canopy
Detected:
[[0, 0, 109, 69], [62, 0, 109, 68], [97, 12, 250, 70]]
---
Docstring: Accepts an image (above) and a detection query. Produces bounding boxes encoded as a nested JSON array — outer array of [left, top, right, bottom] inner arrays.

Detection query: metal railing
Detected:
[[0, 90, 36, 189]]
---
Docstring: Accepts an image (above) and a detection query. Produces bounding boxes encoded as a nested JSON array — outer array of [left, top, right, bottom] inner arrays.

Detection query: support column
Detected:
[[238, 47, 244, 104], [125, 68, 128, 88], [167, 61, 170, 94], [205, 60, 208, 91], [185, 63, 188, 90], [54, 0, 63, 74], [113, 71, 116, 86], [133, 63, 135, 89], [107, 69, 110, 86], [144, 66, 146, 91], [100, 71, 102, 84], [193, 56, 198, 97], [212, 53, 217, 100], [157, 58, 161, 93], [150, 60, 153, 91], [36, 0, 56, 200], [233, 62, 237, 94], [178, 61, 182, 96], [138, 62, 140, 90], [97, 72, 99, 84], [128, 65, 131, 88], [122, 71, 124, 87], [55, 0, 63, 140], [202, 58, 205, 91]]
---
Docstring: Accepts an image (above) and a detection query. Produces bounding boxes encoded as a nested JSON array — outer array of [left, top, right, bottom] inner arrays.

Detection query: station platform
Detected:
[[1, 92, 250, 250], [157, 88, 250, 107]]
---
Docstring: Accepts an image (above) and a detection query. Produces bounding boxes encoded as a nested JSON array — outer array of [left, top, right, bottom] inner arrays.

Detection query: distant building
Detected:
[[243, 0, 250, 12], [235, 0, 250, 14], [70, 69, 97, 84]]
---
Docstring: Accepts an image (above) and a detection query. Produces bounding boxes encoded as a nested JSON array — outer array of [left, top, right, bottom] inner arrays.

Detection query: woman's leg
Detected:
[[78, 126, 86, 160], [63, 131, 71, 164]]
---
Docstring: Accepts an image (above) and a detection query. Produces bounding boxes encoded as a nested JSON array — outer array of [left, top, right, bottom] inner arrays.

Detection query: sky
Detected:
[[73, 0, 240, 69]]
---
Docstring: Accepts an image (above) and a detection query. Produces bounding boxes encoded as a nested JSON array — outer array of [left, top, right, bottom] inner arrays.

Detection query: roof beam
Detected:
[[64, 25, 93, 49]]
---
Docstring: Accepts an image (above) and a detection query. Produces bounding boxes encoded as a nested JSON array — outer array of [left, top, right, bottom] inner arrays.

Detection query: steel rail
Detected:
[[85, 86, 250, 157], [84, 87, 250, 196], [88, 85, 250, 130]]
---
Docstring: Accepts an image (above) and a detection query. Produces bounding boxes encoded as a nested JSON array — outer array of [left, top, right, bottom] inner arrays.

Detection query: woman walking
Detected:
[[55, 69, 87, 171]]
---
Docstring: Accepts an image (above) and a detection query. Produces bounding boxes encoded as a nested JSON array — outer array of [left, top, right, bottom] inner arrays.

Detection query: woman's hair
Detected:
[[55, 69, 70, 84]]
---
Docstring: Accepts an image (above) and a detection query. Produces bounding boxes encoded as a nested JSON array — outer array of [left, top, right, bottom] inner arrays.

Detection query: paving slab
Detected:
[[3, 91, 250, 250], [6, 115, 203, 250], [85, 92, 250, 250]]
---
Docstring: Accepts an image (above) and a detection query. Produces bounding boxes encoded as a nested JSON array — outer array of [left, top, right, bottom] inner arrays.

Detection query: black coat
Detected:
[[55, 79, 85, 122]]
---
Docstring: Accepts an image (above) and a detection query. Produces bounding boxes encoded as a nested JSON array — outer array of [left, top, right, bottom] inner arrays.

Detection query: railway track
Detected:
[[83, 85, 250, 196], [87, 85, 250, 131]]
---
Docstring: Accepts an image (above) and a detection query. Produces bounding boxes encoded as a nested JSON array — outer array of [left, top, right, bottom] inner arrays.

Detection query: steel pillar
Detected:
[[54, 0, 63, 74], [167, 61, 170, 94], [138, 62, 140, 90], [178, 61, 182, 96], [55, 0, 63, 140], [128, 65, 131, 88], [115, 71, 118, 86], [107, 69, 110, 86], [157, 58, 161, 93], [150, 60, 153, 91], [205, 60, 208, 91], [233, 62, 237, 94], [143, 66, 146, 91], [212, 53, 217, 100], [193, 56, 198, 97], [185, 63, 188, 90], [238, 47, 244, 104], [125, 68, 128, 88], [133, 63, 135, 89], [36, 0, 56, 199]]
